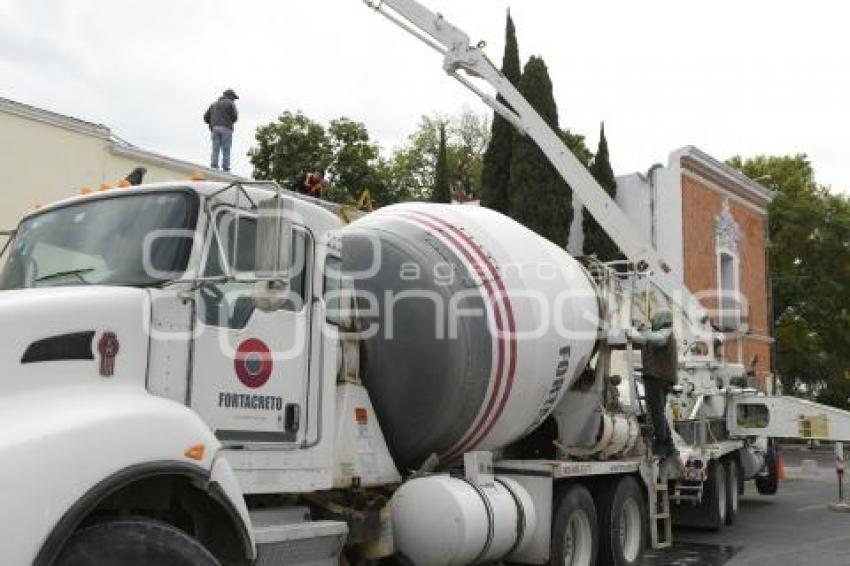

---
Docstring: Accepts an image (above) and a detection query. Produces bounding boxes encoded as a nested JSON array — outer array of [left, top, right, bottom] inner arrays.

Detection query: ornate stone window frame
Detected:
[[715, 198, 743, 333]]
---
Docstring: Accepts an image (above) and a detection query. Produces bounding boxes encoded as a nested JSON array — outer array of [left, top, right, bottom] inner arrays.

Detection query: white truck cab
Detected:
[[0, 182, 364, 565]]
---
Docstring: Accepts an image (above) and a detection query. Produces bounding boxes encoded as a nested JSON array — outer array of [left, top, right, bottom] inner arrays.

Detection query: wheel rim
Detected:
[[619, 498, 642, 562], [717, 466, 727, 521], [563, 509, 593, 566]]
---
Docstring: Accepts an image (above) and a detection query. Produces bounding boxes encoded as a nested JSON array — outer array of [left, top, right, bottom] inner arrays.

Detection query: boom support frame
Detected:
[[365, 0, 708, 328]]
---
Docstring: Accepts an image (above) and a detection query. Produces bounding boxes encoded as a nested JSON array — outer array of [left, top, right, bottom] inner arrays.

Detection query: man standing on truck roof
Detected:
[[204, 89, 239, 172], [641, 310, 679, 458]]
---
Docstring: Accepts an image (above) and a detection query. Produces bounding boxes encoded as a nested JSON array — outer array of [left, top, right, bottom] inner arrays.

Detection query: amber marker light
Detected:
[[118, 179, 131, 188], [99, 183, 113, 192], [80, 187, 93, 195], [190, 170, 206, 181], [184, 444, 206, 461]]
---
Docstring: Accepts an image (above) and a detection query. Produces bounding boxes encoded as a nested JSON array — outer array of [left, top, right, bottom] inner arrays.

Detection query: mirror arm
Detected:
[[0, 230, 15, 259]]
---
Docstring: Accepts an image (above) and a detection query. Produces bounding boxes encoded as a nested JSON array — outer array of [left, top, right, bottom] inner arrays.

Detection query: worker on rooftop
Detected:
[[203, 89, 239, 172], [292, 170, 327, 198]]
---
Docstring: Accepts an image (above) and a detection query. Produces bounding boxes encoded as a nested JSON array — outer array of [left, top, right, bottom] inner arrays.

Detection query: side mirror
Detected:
[[254, 196, 294, 312]]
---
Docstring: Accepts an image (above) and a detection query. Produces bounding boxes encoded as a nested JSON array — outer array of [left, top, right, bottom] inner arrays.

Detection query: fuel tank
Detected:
[[341, 203, 600, 470]]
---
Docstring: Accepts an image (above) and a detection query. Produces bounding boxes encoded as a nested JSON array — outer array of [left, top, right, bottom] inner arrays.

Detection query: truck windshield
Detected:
[[0, 191, 199, 290]]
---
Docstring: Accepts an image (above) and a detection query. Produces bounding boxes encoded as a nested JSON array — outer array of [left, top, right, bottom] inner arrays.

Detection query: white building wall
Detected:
[[614, 172, 653, 247], [613, 152, 685, 279], [655, 151, 685, 278], [0, 100, 242, 230]]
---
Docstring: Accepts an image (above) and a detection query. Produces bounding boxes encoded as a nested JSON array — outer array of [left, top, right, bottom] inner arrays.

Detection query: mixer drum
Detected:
[[341, 203, 599, 471]]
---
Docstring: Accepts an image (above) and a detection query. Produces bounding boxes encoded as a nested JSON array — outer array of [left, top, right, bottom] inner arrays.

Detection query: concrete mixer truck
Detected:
[[4, 2, 850, 566]]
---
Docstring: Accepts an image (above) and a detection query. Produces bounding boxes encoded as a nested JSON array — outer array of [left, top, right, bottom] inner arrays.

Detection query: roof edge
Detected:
[[109, 143, 248, 182], [0, 96, 112, 140], [672, 145, 777, 205]]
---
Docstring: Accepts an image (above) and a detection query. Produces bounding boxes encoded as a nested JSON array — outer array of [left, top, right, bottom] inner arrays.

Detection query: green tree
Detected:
[[390, 110, 490, 202], [560, 129, 594, 168], [509, 56, 573, 246], [432, 123, 451, 203], [481, 10, 521, 215], [327, 117, 380, 200], [450, 111, 491, 199], [389, 114, 443, 201], [249, 111, 332, 184], [250, 112, 405, 207], [728, 155, 850, 400], [582, 123, 622, 260]]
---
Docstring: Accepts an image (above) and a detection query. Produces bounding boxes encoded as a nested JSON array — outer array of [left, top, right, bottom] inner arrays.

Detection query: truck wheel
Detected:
[[725, 460, 739, 526], [551, 484, 598, 566], [597, 476, 645, 566], [55, 516, 220, 566], [755, 440, 779, 495], [703, 461, 727, 531]]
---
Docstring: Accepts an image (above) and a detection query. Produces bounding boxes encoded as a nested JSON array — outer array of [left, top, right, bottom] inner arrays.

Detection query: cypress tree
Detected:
[[509, 56, 573, 247], [480, 11, 521, 215], [431, 122, 451, 203], [582, 123, 622, 260]]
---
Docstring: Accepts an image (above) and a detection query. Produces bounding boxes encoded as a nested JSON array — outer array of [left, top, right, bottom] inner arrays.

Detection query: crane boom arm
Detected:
[[365, 0, 707, 325]]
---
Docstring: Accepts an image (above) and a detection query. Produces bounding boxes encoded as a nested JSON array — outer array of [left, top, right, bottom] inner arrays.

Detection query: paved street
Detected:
[[643, 447, 850, 566]]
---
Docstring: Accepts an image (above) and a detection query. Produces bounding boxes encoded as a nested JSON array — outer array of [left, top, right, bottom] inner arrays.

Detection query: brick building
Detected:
[[592, 146, 775, 390]]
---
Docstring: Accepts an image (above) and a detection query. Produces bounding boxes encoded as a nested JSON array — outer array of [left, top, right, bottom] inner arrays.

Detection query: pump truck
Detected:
[[3, 1, 850, 565]]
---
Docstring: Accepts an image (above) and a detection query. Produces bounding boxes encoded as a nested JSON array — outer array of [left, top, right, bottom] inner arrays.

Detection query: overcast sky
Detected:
[[1, 0, 848, 193]]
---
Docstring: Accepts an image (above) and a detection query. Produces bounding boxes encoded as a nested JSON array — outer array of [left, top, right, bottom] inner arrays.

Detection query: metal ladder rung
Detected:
[[649, 465, 673, 550]]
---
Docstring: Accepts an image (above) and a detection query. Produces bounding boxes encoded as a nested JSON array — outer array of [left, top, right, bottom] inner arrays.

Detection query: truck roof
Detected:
[[17, 181, 349, 234]]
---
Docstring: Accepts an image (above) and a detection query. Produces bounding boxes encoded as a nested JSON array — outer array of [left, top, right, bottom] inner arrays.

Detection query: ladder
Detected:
[[672, 481, 704, 504], [648, 462, 673, 550]]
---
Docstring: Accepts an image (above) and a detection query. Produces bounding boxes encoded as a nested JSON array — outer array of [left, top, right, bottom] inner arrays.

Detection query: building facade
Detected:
[[615, 146, 775, 390], [0, 96, 242, 231]]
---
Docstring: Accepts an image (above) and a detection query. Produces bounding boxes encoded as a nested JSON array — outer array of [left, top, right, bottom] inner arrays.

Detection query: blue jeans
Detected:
[[211, 126, 233, 171]]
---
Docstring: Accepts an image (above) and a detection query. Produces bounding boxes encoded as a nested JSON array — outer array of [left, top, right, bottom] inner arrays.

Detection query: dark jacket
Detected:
[[204, 97, 238, 130], [642, 328, 679, 385]]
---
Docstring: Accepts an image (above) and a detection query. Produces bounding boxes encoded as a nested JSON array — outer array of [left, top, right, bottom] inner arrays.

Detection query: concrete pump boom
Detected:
[[364, 0, 709, 327], [364, 0, 850, 451]]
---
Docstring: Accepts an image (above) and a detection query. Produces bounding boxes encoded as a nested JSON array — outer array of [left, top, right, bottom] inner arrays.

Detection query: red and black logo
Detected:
[[98, 332, 120, 377], [234, 339, 273, 389]]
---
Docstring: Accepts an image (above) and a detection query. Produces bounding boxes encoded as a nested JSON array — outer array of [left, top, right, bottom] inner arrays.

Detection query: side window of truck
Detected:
[[200, 209, 311, 328]]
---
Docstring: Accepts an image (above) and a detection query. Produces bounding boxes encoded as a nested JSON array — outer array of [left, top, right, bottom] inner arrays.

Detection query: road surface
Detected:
[[642, 446, 850, 566]]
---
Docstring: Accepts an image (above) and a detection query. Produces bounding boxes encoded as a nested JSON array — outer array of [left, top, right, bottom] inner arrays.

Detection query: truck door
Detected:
[[190, 206, 312, 446]]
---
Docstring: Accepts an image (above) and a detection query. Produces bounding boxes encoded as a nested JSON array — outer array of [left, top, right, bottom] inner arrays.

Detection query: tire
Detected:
[[703, 461, 727, 531], [725, 459, 740, 526], [551, 484, 599, 566], [755, 439, 780, 496], [55, 516, 221, 566], [597, 477, 646, 566]]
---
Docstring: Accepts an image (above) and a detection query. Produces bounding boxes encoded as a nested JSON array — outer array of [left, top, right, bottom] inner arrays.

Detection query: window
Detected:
[[0, 192, 198, 290], [718, 251, 740, 330], [200, 208, 311, 328], [714, 198, 743, 332], [736, 403, 769, 428]]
